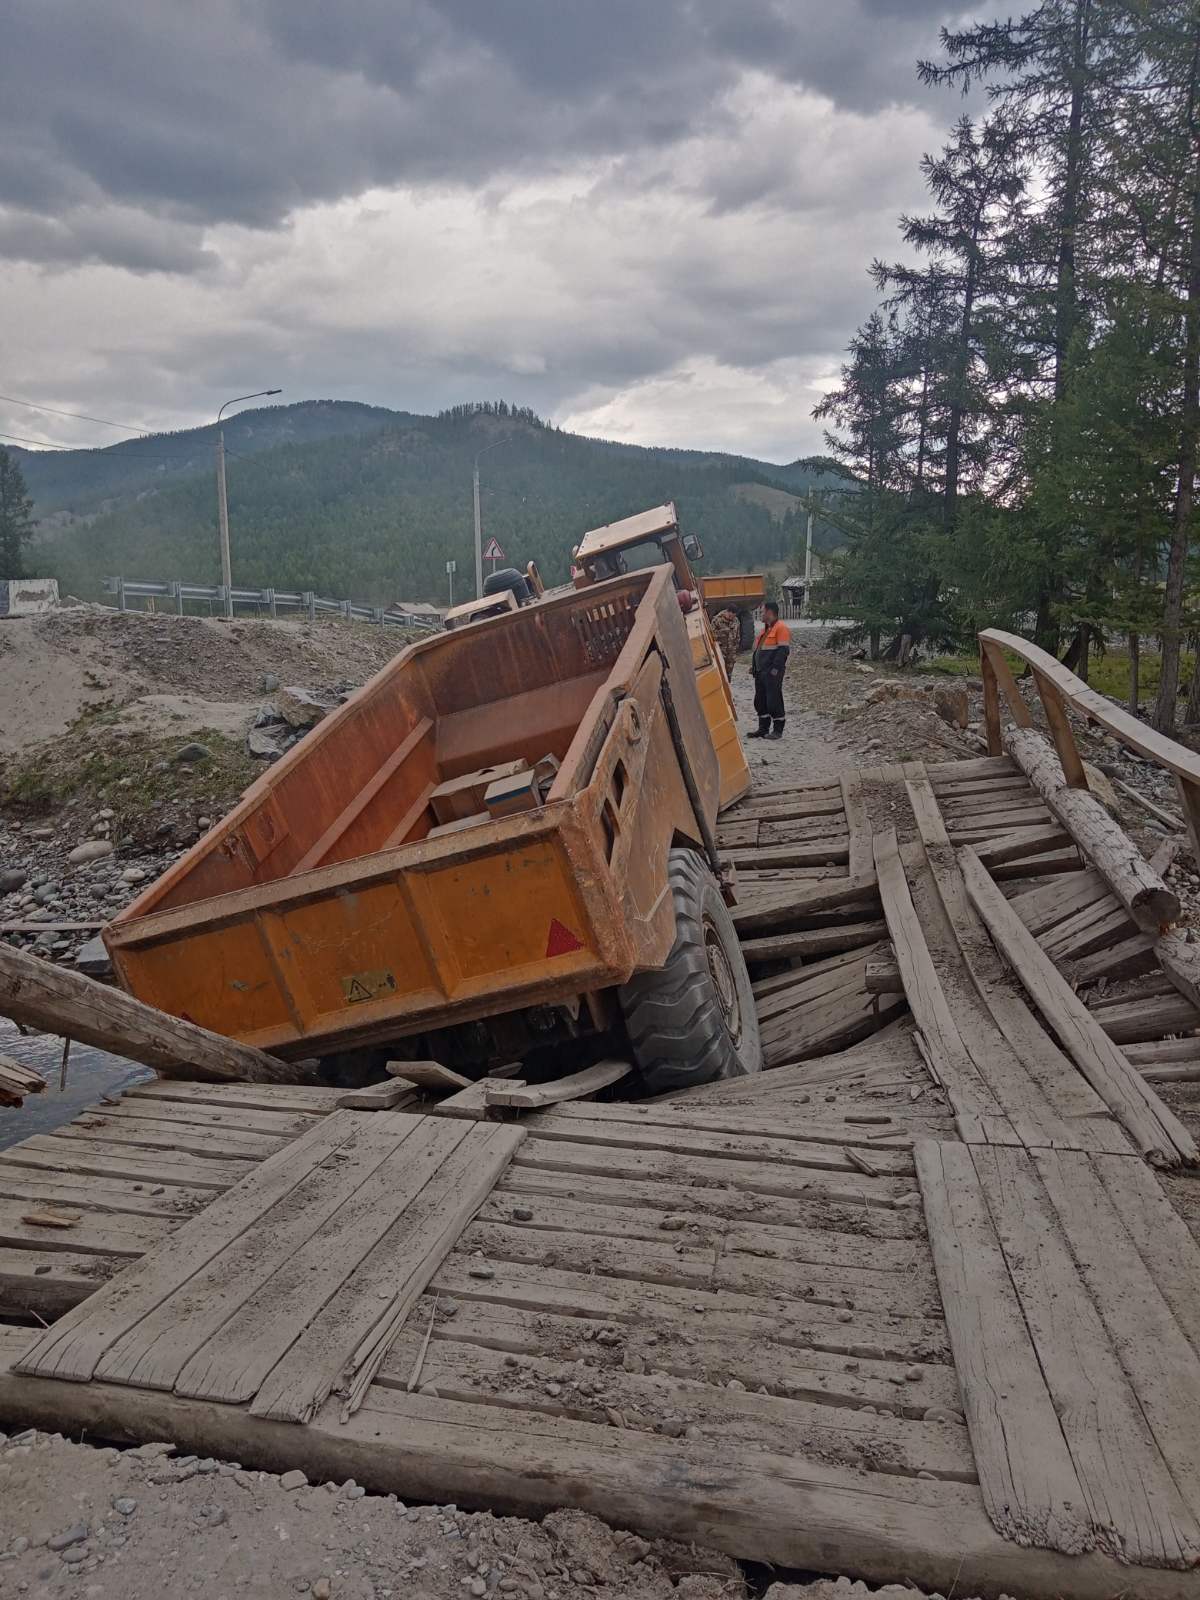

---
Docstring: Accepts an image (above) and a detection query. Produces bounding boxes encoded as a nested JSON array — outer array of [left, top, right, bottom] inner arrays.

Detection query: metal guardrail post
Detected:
[[116, 577, 126, 612], [265, 588, 277, 618], [304, 591, 316, 623], [170, 581, 184, 616]]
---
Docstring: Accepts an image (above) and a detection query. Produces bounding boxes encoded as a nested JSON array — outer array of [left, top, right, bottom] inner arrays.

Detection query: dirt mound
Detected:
[[0, 605, 408, 755], [0, 1428, 744, 1599]]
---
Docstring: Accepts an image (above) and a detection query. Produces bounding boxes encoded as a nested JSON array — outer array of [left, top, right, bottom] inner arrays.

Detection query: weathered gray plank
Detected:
[[912, 1139, 1091, 1554], [252, 1123, 524, 1423], [14, 1111, 371, 1383]]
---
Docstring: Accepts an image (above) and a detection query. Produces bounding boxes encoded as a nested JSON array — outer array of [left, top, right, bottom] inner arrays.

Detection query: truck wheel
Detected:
[[619, 848, 762, 1094], [738, 609, 756, 651]]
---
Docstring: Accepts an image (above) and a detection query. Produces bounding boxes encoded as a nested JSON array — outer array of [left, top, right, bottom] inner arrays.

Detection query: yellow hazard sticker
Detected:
[[340, 969, 397, 1005]]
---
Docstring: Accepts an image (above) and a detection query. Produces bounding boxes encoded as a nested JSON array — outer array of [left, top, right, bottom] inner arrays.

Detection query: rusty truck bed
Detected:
[[105, 568, 718, 1058]]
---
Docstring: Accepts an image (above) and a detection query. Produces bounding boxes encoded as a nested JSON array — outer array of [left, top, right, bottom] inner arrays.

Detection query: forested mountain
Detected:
[[17, 401, 846, 604]]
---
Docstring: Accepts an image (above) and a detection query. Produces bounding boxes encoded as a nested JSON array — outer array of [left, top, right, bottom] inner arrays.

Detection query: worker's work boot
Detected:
[[747, 717, 770, 739], [768, 720, 786, 740]]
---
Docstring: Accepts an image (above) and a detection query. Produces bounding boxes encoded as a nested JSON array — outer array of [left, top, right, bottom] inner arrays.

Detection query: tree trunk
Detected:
[[1005, 727, 1180, 931], [1185, 634, 1200, 724], [1034, 588, 1059, 655], [1155, 121, 1200, 733], [943, 248, 978, 535]]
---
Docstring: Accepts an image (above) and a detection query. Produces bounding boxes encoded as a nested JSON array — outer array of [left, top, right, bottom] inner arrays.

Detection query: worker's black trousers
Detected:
[[753, 671, 785, 723]]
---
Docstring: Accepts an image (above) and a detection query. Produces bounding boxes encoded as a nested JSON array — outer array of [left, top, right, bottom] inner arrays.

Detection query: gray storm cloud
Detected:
[[0, 0, 995, 458]]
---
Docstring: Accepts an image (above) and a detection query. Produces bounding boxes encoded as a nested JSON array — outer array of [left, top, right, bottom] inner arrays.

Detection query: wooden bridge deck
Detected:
[[2, 753, 1200, 1597]]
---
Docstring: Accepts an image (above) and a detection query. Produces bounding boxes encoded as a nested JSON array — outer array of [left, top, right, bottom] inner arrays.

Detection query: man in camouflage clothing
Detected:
[[711, 607, 740, 676]]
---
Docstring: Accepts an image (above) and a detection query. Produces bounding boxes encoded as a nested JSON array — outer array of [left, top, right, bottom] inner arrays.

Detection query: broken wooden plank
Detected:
[[958, 845, 1197, 1164], [739, 920, 888, 965], [732, 873, 879, 936], [1095, 992, 1200, 1045], [873, 828, 998, 1124], [336, 1080, 422, 1111], [1068, 933, 1157, 986], [430, 1079, 515, 1121], [0, 1054, 45, 1107], [1008, 870, 1110, 937], [0, 1246, 120, 1319], [385, 1061, 471, 1092], [974, 825, 1075, 869], [1154, 931, 1200, 1017], [484, 1059, 630, 1110]]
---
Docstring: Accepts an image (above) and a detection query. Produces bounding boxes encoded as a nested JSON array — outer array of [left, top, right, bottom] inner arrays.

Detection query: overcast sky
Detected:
[[0, 1, 994, 464]]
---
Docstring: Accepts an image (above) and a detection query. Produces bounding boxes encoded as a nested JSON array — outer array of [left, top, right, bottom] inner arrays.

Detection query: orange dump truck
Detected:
[[700, 572, 766, 650], [571, 505, 751, 810], [106, 566, 761, 1093]]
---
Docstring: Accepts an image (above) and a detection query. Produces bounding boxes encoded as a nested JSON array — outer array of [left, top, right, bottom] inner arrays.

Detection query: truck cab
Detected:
[[571, 504, 750, 809]]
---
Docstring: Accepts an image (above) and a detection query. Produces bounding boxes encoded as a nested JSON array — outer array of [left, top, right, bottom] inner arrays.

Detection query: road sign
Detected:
[[446, 559, 456, 574], [482, 537, 505, 561]]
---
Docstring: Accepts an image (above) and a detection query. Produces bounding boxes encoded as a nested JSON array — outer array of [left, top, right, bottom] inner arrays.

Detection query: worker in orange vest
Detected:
[[749, 602, 791, 739]]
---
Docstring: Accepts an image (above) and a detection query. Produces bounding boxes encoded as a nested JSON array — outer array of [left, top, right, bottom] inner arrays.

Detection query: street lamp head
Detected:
[[217, 387, 283, 423]]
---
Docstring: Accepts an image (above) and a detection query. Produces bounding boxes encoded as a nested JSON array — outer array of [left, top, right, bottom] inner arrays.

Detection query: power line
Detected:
[[0, 393, 152, 436], [0, 429, 73, 450]]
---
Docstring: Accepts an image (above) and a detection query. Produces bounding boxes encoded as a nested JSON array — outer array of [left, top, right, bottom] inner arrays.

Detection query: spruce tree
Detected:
[[0, 447, 34, 579]]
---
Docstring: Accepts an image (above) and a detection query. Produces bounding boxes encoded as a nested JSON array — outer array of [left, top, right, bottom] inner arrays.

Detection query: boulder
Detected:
[[1082, 760, 1122, 820], [248, 725, 292, 761], [0, 869, 27, 895], [68, 840, 114, 866], [275, 686, 335, 728], [171, 742, 212, 764], [932, 686, 970, 729], [75, 936, 113, 979]]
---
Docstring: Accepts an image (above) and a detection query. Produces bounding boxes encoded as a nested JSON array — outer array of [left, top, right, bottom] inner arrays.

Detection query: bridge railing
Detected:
[[979, 626, 1200, 860], [103, 577, 440, 632]]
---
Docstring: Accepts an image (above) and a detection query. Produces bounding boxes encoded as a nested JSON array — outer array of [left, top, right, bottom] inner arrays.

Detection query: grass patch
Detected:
[[1, 723, 260, 839], [922, 645, 1195, 707]]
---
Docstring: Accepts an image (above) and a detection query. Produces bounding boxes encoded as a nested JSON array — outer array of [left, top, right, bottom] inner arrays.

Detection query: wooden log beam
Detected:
[[958, 846, 1197, 1166], [1004, 728, 1179, 933], [0, 939, 316, 1086]]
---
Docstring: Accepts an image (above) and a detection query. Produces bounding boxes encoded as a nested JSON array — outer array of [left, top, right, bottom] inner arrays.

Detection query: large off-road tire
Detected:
[[619, 848, 762, 1094], [738, 609, 756, 651]]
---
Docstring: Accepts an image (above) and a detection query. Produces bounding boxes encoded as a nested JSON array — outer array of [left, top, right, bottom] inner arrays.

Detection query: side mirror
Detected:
[[682, 534, 703, 560]]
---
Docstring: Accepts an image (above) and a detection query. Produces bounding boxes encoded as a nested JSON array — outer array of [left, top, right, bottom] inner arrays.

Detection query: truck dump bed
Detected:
[[106, 568, 718, 1059]]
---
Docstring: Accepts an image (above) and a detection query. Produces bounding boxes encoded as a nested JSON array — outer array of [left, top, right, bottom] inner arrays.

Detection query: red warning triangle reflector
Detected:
[[545, 918, 584, 958]]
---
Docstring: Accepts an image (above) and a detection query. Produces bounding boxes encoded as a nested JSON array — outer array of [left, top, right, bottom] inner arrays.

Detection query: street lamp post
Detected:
[[472, 435, 512, 598], [215, 388, 282, 619]]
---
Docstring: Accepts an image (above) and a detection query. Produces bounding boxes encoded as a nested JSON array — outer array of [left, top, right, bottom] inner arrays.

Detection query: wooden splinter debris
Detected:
[[843, 1147, 882, 1178], [0, 1054, 47, 1107]]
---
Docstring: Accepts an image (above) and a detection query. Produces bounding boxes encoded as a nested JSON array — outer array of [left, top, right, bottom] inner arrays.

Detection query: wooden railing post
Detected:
[[1031, 671, 1088, 790], [980, 638, 1034, 757], [1175, 776, 1200, 872], [981, 644, 1002, 756]]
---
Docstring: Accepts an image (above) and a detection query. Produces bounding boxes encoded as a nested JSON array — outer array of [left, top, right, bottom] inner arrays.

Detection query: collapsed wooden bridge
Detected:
[[4, 635, 1200, 1597]]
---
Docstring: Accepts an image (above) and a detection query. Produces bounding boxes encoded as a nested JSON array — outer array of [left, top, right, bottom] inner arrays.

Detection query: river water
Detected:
[[0, 1020, 153, 1150]]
